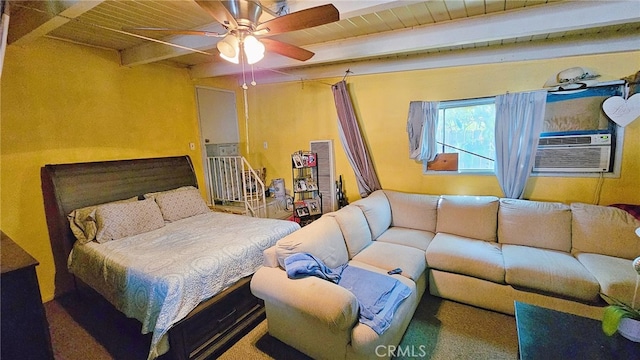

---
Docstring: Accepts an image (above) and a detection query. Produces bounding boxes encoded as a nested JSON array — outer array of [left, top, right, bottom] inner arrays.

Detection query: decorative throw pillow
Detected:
[[67, 197, 138, 244], [94, 198, 165, 243], [154, 188, 210, 222]]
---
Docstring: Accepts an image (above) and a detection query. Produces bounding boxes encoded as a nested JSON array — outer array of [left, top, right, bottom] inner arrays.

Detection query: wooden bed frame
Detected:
[[41, 155, 265, 360]]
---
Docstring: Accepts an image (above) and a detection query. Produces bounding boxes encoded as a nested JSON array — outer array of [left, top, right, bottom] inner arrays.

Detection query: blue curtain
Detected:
[[494, 91, 547, 199], [407, 101, 439, 162]]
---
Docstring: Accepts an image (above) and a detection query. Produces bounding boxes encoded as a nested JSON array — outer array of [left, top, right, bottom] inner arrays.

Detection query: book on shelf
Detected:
[[295, 201, 310, 217], [305, 177, 317, 190], [292, 151, 317, 168], [303, 152, 317, 167], [295, 178, 307, 192], [304, 198, 321, 215], [292, 153, 304, 168]]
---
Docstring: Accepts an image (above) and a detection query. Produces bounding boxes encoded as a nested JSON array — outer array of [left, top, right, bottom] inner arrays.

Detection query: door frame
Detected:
[[194, 86, 240, 204]]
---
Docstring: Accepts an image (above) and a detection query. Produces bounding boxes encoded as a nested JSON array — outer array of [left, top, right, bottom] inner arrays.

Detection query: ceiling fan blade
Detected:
[[261, 38, 314, 61], [124, 28, 223, 37], [256, 4, 339, 35], [196, 0, 238, 29]]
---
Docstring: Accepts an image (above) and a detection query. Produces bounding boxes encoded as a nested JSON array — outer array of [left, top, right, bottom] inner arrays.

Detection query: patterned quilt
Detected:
[[68, 212, 300, 359]]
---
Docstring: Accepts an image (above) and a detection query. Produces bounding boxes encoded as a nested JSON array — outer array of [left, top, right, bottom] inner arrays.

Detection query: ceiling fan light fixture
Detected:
[[217, 34, 240, 63], [243, 35, 265, 65], [220, 52, 240, 64]]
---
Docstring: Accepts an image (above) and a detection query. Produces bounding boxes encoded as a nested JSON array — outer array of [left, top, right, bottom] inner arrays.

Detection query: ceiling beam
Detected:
[[8, 0, 103, 45], [287, 0, 424, 18], [189, 0, 640, 79], [120, 23, 224, 67], [244, 32, 640, 86]]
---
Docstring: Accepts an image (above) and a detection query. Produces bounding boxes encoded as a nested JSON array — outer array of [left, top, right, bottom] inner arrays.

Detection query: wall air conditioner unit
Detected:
[[533, 133, 612, 172]]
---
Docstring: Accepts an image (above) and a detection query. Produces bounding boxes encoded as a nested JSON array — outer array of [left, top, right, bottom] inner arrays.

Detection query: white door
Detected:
[[195, 86, 240, 204], [196, 87, 239, 146]]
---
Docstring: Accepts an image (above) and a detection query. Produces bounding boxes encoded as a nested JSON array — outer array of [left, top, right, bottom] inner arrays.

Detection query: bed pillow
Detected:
[[153, 187, 210, 222], [95, 198, 165, 243], [67, 197, 138, 244], [143, 186, 197, 200]]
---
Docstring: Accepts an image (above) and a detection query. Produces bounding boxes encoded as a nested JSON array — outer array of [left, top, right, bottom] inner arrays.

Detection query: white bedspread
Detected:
[[68, 212, 300, 359]]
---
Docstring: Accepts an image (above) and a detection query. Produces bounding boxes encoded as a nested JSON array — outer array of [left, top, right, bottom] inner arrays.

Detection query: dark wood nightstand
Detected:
[[1, 231, 54, 360]]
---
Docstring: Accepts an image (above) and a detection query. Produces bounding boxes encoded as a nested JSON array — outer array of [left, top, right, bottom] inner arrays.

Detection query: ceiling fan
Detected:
[[130, 0, 339, 65]]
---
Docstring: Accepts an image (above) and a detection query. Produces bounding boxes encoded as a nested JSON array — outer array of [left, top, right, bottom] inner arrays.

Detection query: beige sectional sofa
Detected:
[[251, 189, 640, 360]]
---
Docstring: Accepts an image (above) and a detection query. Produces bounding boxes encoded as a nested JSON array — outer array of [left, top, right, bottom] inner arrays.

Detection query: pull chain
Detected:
[[241, 50, 248, 90], [251, 64, 257, 86]]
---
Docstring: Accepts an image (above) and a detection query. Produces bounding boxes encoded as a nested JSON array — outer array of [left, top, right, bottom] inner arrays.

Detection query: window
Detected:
[[425, 82, 624, 177], [434, 98, 496, 172]]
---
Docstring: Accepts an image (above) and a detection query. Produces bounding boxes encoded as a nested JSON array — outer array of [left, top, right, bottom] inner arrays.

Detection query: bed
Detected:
[[41, 155, 300, 359]]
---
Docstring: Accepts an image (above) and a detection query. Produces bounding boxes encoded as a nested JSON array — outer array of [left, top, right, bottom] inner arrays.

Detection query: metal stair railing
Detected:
[[206, 156, 266, 217]]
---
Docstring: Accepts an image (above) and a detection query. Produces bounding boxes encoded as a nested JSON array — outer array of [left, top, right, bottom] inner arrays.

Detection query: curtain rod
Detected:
[[436, 80, 628, 103]]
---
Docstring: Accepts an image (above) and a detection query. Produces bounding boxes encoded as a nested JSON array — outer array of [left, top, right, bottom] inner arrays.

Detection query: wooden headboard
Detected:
[[41, 155, 198, 297]]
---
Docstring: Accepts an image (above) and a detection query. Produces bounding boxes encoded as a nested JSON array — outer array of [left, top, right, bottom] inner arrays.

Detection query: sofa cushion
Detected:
[[262, 246, 279, 268], [436, 195, 499, 242], [502, 244, 600, 302], [383, 190, 439, 232], [575, 252, 637, 306], [571, 203, 640, 260], [325, 205, 372, 258], [351, 242, 426, 282], [426, 233, 505, 284], [275, 216, 349, 269], [498, 198, 572, 252], [352, 190, 392, 240], [343, 262, 419, 357], [375, 227, 435, 251]]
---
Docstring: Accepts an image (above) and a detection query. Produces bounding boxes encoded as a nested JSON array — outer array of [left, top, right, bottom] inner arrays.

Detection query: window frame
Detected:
[[424, 96, 497, 175], [423, 84, 625, 178]]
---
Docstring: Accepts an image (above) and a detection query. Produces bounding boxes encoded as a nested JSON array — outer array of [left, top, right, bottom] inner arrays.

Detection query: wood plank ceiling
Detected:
[[7, 0, 640, 83]]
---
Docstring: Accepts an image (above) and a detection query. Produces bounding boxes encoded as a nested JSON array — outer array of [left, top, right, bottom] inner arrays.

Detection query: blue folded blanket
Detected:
[[284, 252, 345, 283], [283, 252, 411, 335], [338, 265, 411, 335]]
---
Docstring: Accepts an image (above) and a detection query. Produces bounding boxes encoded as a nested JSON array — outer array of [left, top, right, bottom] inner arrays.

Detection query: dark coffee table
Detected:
[[514, 301, 640, 360]]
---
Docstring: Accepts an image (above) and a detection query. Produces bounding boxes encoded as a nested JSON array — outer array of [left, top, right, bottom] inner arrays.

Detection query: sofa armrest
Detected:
[[251, 266, 359, 331], [262, 246, 279, 267]]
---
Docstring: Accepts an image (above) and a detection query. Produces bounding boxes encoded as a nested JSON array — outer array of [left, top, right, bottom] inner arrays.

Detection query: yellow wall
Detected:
[[240, 51, 640, 205], [1, 38, 204, 301]]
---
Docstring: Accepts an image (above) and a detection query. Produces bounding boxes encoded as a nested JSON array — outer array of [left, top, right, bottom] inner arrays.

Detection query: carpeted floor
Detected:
[[44, 291, 518, 359]]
